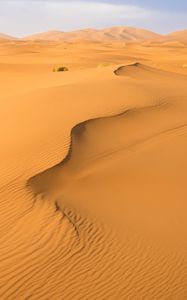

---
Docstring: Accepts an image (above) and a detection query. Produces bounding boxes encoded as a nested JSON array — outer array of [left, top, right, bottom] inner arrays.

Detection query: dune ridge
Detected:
[[163, 29, 187, 44], [1, 26, 187, 44], [23, 27, 161, 42], [27, 94, 169, 196], [0, 33, 17, 40]]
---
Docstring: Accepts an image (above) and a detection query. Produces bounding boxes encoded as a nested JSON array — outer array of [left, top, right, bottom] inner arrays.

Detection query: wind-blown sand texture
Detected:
[[0, 37, 187, 299]]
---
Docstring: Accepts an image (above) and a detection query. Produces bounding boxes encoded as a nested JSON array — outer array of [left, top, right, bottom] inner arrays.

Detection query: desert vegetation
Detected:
[[53, 65, 69, 72]]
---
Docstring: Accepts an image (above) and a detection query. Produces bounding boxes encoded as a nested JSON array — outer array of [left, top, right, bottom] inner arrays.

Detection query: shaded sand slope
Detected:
[[0, 58, 187, 299], [114, 62, 175, 78]]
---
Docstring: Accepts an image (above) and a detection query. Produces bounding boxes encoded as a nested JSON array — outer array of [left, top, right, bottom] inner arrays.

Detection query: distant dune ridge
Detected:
[[23, 27, 161, 41], [0, 26, 187, 43], [0, 33, 17, 40], [162, 29, 187, 44]]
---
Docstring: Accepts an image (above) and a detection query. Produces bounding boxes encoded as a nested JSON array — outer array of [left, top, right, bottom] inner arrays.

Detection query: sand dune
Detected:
[[0, 33, 17, 40], [1, 27, 187, 44], [164, 29, 187, 44], [0, 38, 187, 299], [24, 26, 161, 41]]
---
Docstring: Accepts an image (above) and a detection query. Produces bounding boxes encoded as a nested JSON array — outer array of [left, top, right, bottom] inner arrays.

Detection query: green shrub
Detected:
[[98, 62, 111, 68], [53, 65, 69, 72]]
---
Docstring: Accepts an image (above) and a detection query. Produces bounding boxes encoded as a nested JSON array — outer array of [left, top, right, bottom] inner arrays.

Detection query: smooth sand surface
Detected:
[[0, 39, 187, 299]]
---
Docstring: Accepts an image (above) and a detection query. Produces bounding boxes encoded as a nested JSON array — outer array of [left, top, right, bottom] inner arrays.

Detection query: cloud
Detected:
[[0, 0, 186, 37]]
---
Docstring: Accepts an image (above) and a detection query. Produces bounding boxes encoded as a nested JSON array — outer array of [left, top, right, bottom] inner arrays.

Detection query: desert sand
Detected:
[[0, 30, 187, 299]]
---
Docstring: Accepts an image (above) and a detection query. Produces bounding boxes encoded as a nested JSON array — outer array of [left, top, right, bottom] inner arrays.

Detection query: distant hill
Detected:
[[23, 27, 161, 42], [0, 33, 17, 40], [164, 30, 187, 44], [1, 27, 187, 43]]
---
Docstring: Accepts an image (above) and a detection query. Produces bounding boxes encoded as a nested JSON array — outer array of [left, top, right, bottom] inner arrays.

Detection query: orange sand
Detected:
[[0, 34, 187, 299]]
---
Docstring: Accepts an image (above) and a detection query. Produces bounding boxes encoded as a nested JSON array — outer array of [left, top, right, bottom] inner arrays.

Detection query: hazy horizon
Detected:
[[0, 0, 187, 37]]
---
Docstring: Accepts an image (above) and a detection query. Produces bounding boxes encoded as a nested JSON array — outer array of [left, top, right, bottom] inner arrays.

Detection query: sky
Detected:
[[0, 0, 187, 37]]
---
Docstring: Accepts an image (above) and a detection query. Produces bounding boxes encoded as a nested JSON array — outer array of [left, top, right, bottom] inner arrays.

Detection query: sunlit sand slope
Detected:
[[0, 39, 187, 300]]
